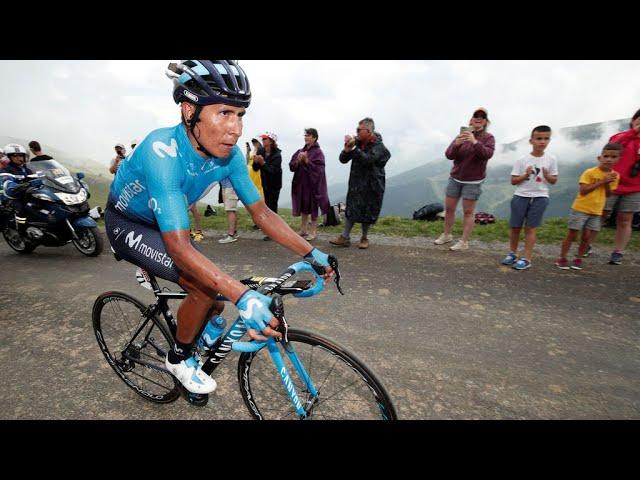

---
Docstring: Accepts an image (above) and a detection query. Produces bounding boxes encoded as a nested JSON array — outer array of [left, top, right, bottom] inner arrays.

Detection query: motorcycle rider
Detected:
[[105, 60, 335, 395], [0, 143, 41, 237]]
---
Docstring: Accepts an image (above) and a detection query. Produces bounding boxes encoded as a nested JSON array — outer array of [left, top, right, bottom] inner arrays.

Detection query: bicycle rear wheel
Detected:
[[92, 291, 180, 403], [237, 329, 397, 420]]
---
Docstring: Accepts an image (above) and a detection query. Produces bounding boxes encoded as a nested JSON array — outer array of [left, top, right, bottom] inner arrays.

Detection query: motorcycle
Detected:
[[0, 159, 103, 256]]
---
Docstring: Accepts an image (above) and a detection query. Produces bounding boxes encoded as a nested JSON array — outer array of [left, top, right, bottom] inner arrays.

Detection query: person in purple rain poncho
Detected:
[[289, 128, 329, 241]]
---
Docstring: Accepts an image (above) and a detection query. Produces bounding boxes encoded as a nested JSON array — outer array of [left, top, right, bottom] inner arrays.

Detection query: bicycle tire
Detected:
[[92, 291, 180, 404], [237, 328, 397, 420]]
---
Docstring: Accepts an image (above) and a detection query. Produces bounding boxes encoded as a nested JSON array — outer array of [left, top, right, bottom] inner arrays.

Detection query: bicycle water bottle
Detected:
[[198, 315, 226, 351]]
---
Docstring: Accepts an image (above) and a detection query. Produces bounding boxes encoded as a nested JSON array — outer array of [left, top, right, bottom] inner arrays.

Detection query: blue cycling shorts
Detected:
[[105, 205, 201, 284]]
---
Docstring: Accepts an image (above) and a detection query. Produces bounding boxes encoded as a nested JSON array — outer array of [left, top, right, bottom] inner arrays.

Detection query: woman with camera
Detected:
[[434, 107, 495, 251], [587, 108, 640, 265]]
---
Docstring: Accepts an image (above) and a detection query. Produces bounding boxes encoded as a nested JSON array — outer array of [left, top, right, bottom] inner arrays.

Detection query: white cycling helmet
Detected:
[[3, 143, 28, 156]]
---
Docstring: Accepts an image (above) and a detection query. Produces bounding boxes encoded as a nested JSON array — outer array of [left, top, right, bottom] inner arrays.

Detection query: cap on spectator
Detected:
[[131, 139, 138, 146], [259, 131, 278, 143], [115, 143, 125, 149], [472, 107, 489, 119]]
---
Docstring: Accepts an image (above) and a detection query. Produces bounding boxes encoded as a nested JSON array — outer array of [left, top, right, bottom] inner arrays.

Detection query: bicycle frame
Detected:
[[132, 265, 325, 418]]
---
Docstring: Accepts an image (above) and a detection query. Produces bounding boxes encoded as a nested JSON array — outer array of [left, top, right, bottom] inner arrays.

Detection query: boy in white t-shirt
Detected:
[[501, 126, 558, 270]]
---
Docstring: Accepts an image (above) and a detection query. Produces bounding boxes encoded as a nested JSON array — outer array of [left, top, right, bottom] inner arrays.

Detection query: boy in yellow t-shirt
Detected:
[[556, 143, 621, 270]]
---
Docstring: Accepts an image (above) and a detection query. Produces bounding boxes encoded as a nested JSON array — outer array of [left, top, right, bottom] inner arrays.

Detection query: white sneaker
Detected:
[[434, 233, 453, 245], [449, 240, 469, 251], [218, 234, 238, 244], [165, 354, 217, 394]]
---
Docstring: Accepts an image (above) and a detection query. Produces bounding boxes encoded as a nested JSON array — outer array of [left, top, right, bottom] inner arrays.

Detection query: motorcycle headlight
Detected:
[[32, 193, 55, 202], [55, 189, 88, 205]]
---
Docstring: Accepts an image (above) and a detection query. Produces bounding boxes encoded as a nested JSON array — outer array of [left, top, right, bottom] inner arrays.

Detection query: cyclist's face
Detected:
[[196, 104, 246, 158]]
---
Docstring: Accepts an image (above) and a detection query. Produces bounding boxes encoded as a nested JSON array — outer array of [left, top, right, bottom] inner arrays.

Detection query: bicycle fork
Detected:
[[268, 340, 320, 419]]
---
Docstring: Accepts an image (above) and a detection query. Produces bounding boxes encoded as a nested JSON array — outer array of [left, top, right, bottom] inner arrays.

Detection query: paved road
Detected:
[[1, 228, 638, 419]]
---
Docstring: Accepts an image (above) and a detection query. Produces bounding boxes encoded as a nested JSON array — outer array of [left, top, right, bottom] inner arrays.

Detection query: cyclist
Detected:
[[1, 143, 36, 236], [105, 60, 334, 395]]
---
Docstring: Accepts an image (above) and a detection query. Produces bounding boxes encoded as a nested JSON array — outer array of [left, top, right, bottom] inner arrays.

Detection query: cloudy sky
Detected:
[[1, 60, 638, 189]]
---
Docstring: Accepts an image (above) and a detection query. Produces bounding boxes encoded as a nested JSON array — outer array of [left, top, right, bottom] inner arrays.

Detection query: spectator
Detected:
[[586, 108, 640, 265], [218, 178, 240, 244], [109, 143, 127, 175], [290, 128, 329, 241], [0, 148, 8, 169], [1, 143, 34, 236], [501, 126, 558, 270], [28, 140, 53, 162], [435, 107, 496, 251], [556, 143, 621, 270], [246, 138, 264, 231], [330, 117, 391, 249], [189, 204, 204, 242], [253, 132, 282, 240], [246, 138, 264, 198]]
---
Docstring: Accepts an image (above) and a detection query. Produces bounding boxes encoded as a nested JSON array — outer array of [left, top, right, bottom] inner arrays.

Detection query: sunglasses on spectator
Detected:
[[356, 128, 370, 132], [473, 113, 487, 119]]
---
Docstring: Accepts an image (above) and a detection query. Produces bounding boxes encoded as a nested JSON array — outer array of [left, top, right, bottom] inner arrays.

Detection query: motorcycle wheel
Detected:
[[72, 227, 104, 257], [2, 227, 36, 254]]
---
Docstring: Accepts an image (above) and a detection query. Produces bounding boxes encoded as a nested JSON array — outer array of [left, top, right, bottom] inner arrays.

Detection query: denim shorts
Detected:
[[445, 177, 483, 201], [604, 192, 640, 213], [509, 195, 549, 228], [567, 209, 601, 231]]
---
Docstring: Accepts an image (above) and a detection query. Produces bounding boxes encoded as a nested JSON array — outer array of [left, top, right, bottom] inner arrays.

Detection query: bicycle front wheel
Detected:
[[237, 329, 397, 420], [92, 291, 180, 404]]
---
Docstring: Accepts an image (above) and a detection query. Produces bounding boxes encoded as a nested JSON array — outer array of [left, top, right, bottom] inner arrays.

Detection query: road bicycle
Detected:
[[92, 254, 397, 420]]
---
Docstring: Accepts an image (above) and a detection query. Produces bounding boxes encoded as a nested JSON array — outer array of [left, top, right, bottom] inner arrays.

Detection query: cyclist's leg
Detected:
[[105, 207, 220, 393], [174, 272, 225, 347]]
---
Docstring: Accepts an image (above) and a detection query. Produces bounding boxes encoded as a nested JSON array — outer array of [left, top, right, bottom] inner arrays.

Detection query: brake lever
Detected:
[[269, 294, 289, 343], [328, 255, 344, 295]]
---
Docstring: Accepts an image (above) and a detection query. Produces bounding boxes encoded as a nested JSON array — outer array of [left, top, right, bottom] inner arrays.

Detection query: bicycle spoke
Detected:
[[126, 368, 173, 391], [252, 369, 290, 400], [314, 356, 342, 394]]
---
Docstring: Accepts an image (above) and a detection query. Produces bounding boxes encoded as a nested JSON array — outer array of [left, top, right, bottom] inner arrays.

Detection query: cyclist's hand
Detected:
[[304, 248, 334, 280], [236, 290, 281, 342]]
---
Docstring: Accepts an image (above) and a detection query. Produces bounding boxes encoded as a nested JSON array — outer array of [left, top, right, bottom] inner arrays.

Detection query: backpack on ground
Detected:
[[474, 212, 496, 225], [324, 204, 342, 226], [204, 204, 217, 217], [413, 202, 444, 221]]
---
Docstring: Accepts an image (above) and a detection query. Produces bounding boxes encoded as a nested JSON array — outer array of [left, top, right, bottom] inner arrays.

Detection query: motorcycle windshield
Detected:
[[30, 160, 81, 194]]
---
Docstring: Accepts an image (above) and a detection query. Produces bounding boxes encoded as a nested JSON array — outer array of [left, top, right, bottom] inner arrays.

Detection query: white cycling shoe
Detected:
[[165, 354, 217, 395]]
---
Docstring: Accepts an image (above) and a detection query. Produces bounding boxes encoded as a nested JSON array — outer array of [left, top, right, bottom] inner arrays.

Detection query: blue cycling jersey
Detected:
[[109, 123, 260, 232]]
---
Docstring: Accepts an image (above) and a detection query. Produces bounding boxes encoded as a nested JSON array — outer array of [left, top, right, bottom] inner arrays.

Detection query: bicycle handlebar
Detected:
[[231, 257, 342, 353]]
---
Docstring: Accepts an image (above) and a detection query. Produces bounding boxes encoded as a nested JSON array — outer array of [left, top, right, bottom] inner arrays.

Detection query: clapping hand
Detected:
[[298, 151, 308, 164], [344, 135, 356, 151], [605, 171, 619, 183], [254, 154, 265, 166]]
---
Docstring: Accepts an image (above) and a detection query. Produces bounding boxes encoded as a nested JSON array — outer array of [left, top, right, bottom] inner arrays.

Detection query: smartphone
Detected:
[[460, 126, 472, 133]]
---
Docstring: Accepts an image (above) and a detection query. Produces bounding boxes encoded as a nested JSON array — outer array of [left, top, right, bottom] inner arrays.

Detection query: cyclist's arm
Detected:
[[143, 151, 249, 303], [226, 148, 315, 257]]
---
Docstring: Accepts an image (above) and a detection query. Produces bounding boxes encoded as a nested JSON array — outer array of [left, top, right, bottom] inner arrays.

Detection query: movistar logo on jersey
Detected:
[[183, 90, 198, 103], [124, 231, 174, 268], [115, 180, 146, 213]]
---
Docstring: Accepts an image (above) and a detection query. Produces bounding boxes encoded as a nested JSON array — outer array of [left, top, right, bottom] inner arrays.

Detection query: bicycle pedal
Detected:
[[177, 384, 209, 407]]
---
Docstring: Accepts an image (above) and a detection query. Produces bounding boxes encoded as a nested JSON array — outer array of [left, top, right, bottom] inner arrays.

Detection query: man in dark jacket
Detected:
[[330, 117, 391, 249]]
